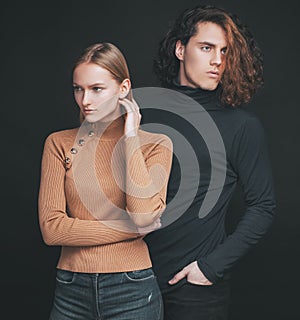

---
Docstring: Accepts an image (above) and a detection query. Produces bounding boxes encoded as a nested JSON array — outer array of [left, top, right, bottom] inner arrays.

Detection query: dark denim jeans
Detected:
[[162, 279, 230, 320], [49, 268, 163, 320]]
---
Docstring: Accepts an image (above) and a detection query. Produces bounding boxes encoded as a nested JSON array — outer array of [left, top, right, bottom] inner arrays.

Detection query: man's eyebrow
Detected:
[[197, 41, 216, 46], [197, 41, 227, 49]]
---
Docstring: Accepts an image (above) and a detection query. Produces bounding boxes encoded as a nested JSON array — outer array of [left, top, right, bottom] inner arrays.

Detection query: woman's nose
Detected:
[[82, 91, 91, 106]]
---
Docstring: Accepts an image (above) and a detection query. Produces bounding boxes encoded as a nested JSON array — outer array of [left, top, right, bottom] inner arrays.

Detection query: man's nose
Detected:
[[210, 50, 222, 66]]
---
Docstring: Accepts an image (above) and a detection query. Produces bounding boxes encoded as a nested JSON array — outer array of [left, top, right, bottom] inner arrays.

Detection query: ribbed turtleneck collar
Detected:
[[83, 116, 125, 141], [169, 79, 223, 110], [102, 116, 125, 140]]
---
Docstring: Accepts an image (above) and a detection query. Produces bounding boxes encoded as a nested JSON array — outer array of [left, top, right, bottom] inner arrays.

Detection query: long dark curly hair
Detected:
[[153, 5, 264, 107]]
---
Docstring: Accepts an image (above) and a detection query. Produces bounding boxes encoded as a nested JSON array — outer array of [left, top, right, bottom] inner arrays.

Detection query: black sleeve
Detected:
[[197, 116, 276, 283]]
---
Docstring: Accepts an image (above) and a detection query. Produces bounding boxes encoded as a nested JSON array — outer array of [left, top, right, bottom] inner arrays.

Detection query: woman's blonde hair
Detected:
[[73, 42, 132, 122]]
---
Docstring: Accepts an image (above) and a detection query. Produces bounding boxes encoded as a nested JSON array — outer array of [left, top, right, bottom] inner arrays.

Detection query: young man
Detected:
[[144, 5, 276, 320]]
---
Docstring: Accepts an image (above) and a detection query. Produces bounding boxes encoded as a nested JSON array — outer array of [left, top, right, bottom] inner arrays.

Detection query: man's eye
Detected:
[[201, 46, 211, 52], [221, 48, 227, 55], [93, 87, 103, 92]]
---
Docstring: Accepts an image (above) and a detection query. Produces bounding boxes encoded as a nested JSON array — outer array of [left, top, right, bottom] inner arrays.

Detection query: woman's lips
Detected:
[[84, 108, 97, 115]]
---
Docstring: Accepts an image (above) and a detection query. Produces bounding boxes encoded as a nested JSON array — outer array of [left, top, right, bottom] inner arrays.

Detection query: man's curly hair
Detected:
[[153, 5, 264, 107]]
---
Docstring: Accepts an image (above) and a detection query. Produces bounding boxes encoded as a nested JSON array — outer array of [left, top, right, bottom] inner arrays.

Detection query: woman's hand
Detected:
[[119, 98, 141, 137], [137, 218, 162, 235]]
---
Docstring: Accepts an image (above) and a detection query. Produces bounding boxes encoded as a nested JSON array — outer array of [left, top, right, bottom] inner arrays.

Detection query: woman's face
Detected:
[[73, 62, 123, 123]]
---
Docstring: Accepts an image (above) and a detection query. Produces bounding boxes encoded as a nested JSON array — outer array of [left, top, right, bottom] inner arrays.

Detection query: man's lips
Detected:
[[207, 70, 220, 78]]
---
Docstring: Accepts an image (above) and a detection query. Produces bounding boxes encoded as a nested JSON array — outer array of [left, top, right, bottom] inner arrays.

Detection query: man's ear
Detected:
[[175, 40, 185, 61], [119, 78, 131, 99]]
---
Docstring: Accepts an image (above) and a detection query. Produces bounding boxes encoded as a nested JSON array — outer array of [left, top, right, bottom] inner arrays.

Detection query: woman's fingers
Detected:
[[119, 98, 141, 137], [119, 98, 141, 115]]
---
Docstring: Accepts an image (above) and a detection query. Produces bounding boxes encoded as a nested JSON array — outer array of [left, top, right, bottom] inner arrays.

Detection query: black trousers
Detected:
[[162, 279, 230, 320]]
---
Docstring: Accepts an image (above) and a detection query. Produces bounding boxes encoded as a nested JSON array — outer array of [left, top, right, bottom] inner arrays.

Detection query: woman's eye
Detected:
[[73, 86, 82, 92], [93, 87, 103, 92]]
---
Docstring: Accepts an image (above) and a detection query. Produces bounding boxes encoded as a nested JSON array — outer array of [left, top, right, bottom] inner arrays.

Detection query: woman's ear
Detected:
[[175, 40, 185, 61], [119, 78, 131, 99]]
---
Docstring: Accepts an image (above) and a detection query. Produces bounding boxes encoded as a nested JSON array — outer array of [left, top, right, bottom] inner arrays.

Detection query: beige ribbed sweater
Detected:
[[38, 118, 173, 273]]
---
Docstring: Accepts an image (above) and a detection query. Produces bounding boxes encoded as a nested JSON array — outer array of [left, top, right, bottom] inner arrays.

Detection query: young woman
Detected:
[[38, 42, 173, 320]]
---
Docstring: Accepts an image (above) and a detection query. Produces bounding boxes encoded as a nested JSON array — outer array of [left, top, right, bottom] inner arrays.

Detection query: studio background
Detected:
[[1, 0, 299, 319]]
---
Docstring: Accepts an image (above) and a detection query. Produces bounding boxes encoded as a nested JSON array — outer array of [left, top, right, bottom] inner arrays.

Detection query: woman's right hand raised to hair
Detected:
[[119, 98, 142, 138]]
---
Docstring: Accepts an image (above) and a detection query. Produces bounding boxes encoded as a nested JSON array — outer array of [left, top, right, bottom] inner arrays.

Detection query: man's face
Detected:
[[175, 21, 227, 90]]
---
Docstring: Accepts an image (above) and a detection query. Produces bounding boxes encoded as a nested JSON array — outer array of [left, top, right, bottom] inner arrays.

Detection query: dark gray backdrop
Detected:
[[1, 0, 299, 319]]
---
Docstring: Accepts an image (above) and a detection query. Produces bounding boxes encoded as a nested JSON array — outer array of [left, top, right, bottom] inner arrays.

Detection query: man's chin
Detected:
[[198, 81, 219, 91]]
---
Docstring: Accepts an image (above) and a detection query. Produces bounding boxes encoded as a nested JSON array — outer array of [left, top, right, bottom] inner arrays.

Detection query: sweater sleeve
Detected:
[[124, 134, 173, 227], [38, 133, 139, 246], [197, 116, 276, 283]]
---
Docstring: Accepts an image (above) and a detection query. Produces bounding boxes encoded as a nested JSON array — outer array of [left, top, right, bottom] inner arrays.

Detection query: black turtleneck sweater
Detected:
[[144, 83, 276, 292]]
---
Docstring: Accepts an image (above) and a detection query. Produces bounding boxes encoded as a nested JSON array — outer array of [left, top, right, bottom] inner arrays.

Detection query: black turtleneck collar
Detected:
[[169, 78, 224, 111]]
